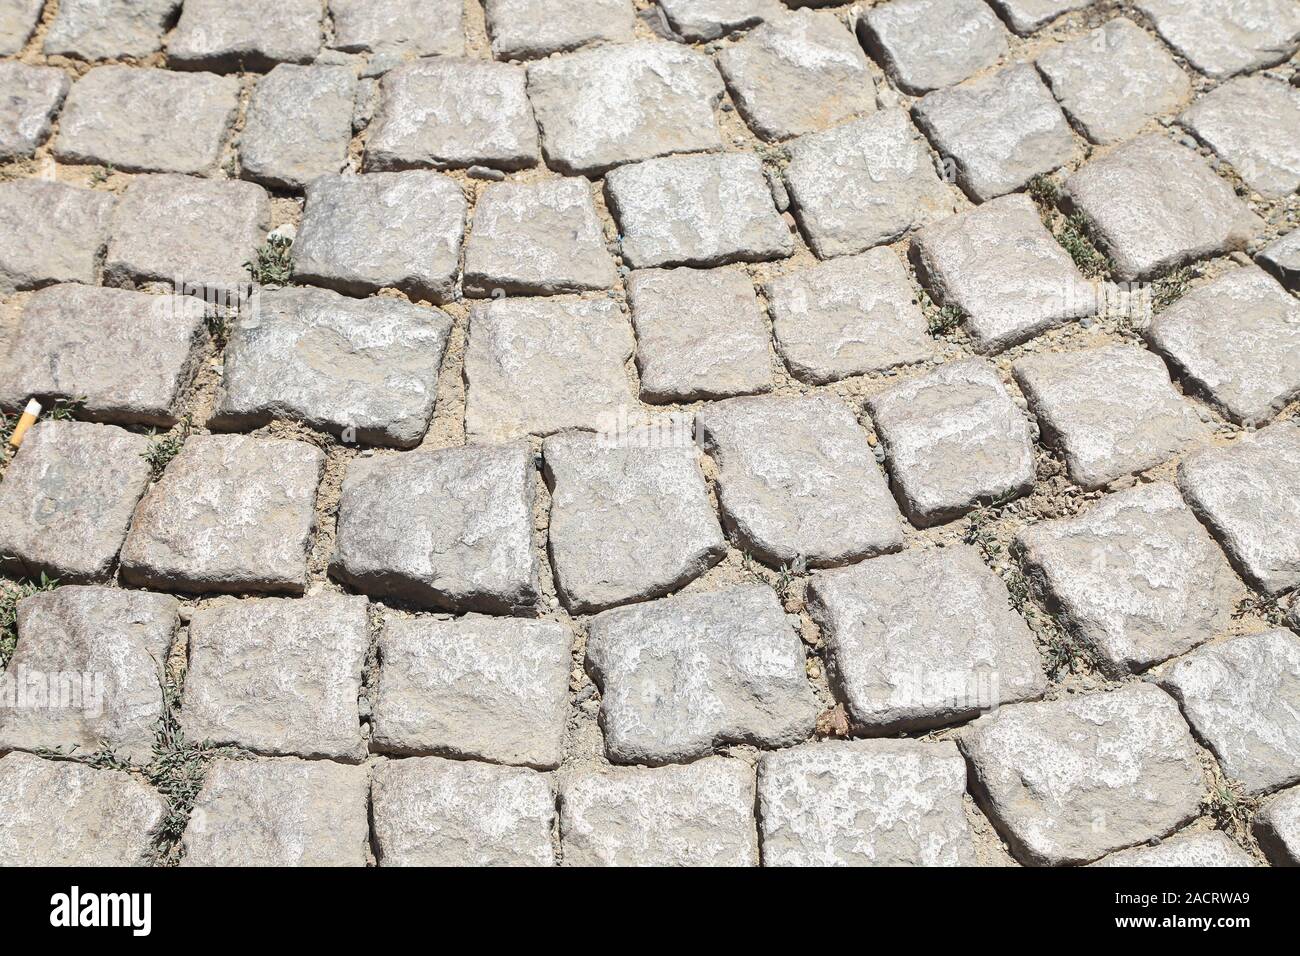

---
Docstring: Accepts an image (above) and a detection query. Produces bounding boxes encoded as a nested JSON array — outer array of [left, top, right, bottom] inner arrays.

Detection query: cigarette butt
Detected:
[[8, 399, 41, 449]]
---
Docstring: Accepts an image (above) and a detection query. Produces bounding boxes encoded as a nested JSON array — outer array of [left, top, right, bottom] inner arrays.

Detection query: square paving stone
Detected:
[[330, 443, 541, 613], [525, 41, 724, 176], [986, 0, 1094, 35], [0, 753, 165, 866], [330, 0, 465, 57], [543, 431, 726, 614], [1012, 344, 1206, 490], [179, 594, 369, 761], [764, 247, 932, 384], [1181, 75, 1300, 200], [656, 0, 785, 42], [857, 0, 1007, 95], [1254, 786, 1300, 865], [0, 421, 152, 584], [53, 66, 240, 175], [1036, 17, 1191, 146], [605, 152, 791, 269], [1091, 831, 1255, 867], [365, 58, 538, 172], [484, 0, 636, 60], [181, 757, 369, 866], [212, 286, 452, 448], [783, 110, 958, 259], [1178, 422, 1300, 596], [0, 285, 205, 428], [716, 9, 875, 142], [866, 359, 1035, 527], [292, 171, 466, 303], [626, 266, 774, 402], [463, 178, 616, 296], [0, 62, 68, 161], [0, 180, 115, 294], [43, 0, 179, 60], [1016, 483, 1239, 676], [1135, 0, 1300, 78], [559, 757, 758, 866], [0, 587, 179, 764], [586, 585, 818, 765], [911, 63, 1076, 202], [371, 756, 556, 866], [119, 434, 323, 596], [1063, 134, 1264, 281], [1257, 228, 1300, 291], [958, 683, 1204, 866], [372, 614, 569, 768], [168, 0, 323, 72], [757, 739, 976, 866], [695, 395, 904, 567], [1145, 267, 1300, 427], [0, 0, 42, 55], [807, 546, 1046, 733], [240, 65, 356, 191], [463, 297, 635, 442], [1155, 629, 1300, 796]]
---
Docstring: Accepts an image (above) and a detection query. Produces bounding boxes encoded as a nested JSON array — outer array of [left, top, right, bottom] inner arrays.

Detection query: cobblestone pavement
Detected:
[[0, 0, 1298, 868]]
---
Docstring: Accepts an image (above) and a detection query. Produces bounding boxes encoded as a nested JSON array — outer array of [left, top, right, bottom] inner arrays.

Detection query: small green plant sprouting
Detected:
[[926, 303, 965, 338], [774, 555, 808, 603], [145, 665, 219, 864], [245, 233, 294, 287], [1027, 173, 1062, 209], [963, 491, 1017, 562], [1205, 779, 1257, 840], [1234, 592, 1286, 628], [142, 414, 192, 480], [204, 308, 231, 349], [1151, 265, 1195, 313], [0, 571, 59, 668], [90, 164, 114, 185], [46, 396, 87, 421], [1055, 212, 1112, 279]]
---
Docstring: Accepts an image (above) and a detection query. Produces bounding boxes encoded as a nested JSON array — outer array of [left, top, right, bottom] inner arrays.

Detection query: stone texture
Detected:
[[0, 422, 152, 584], [1092, 831, 1256, 867], [292, 171, 466, 303], [371, 757, 555, 866], [0, 180, 115, 294], [240, 65, 356, 191], [484, 0, 636, 60], [212, 286, 452, 448], [656, 0, 784, 42], [53, 66, 240, 175], [959, 684, 1204, 866], [181, 758, 369, 866], [627, 266, 774, 402], [857, 0, 1007, 95], [119, 434, 323, 595], [526, 41, 724, 176], [463, 297, 635, 442], [0, 0, 42, 55], [1254, 786, 1300, 865], [1064, 134, 1264, 281], [783, 110, 958, 259], [758, 739, 976, 866], [168, 0, 323, 72], [586, 585, 818, 765], [1181, 75, 1300, 199], [1135, 0, 1300, 78], [44, 0, 179, 60], [1016, 483, 1239, 675], [0, 753, 165, 866], [0, 62, 68, 161], [808, 546, 1046, 732], [1156, 629, 1300, 796], [1258, 228, 1300, 291], [1013, 344, 1206, 489], [912, 63, 1075, 202], [329, 0, 465, 57], [331, 443, 541, 613], [987, 0, 1093, 35], [372, 614, 570, 769], [560, 757, 758, 866], [463, 178, 616, 296]]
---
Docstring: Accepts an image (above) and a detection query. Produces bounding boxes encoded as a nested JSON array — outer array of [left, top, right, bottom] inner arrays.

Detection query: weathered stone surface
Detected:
[[586, 585, 817, 764], [1258, 228, 1300, 290], [331, 443, 541, 613], [168, 0, 323, 72], [1091, 831, 1255, 867], [330, 0, 465, 57], [212, 286, 452, 448], [182, 758, 369, 866], [1145, 267, 1300, 426], [560, 757, 758, 866], [627, 266, 773, 402], [240, 65, 356, 191], [959, 684, 1204, 865], [912, 63, 1075, 202], [0, 753, 165, 866], [716, 10, 875, 142], [808, 546, 1045, 732], [1178, 423, 1300, 596], [526, 42, 724, 176], [44, 0, 178, 60], [53, 66, 240, 175], [605, 152, 791, 269], [1156, 629, 1300, 796], [857, 0, 1007, 95], [1064, 134, 1264, 281], [366, 58, 538, 171], [987, 0, 1093, 35], [657, 0, 784, 42], [0, 62, 68, 160], [292, 171, 466, 303], [783, 110, 958, 259], [1181, 75, 1300, 199], [696, 395, 904, 567], [1017, 483, 1239, 675], [463, 298, 635, 442], [463, 178, 616, 296], [765, 248, 931, 385], [371, 756, 556, 866], [1013, 344, 1206, 489], [1036, 17, 1191, 146], [1135, 0, 1300, 78], [867, 360, 1035, 526], [0, 181, 115, 294], [758, 739, 976, 866], [484, 0, 635, 60], [0, 0, 41, 55], [0, 422, 152, 584], [119, 434, 323, 595], [1254, 786, 1300, 865]]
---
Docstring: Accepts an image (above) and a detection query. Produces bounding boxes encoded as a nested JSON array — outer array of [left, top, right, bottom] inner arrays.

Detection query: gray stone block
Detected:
[[44, 0, 179, 60], [1134, 0, 1300, 78], [1257, 228, 1300, 290], [329, 0, 465, 57], [858, 0, 1007, 95], [240, 65, 356, 191], [483, 0, 636, 60], [986, 0, 1093, 35], [1181, 75, 1300, 199], [0, 181, 115, 294], [0, 0, 42, 55], [168, 0, 323, 72], [1091, 831, 1255, 867], [0, 62, 68, 160], [1254, 786, 1300, 865]]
